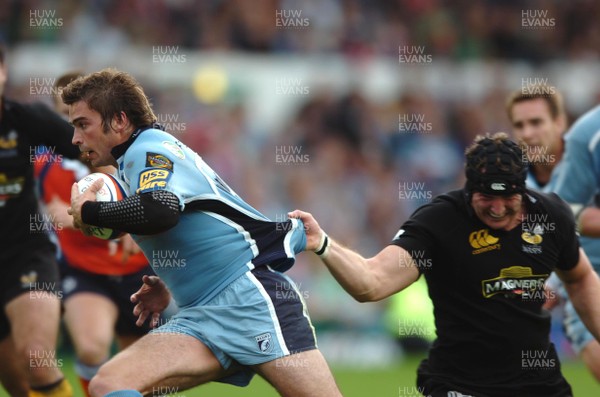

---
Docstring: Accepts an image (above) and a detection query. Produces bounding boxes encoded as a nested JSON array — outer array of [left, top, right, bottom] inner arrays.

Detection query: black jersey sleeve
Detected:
[[81, 190, 181, 235], [390, 194, 459, 274], [20, 101, 80, 160]]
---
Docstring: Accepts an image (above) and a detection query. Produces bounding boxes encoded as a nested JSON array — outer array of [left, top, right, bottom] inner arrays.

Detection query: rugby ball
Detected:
[[77, 172, 127, 240]]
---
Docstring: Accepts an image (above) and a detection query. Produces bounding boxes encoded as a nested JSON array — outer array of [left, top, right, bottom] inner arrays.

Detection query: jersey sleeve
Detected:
[[123, 137, 180, 202], [390, 198, 450, 274], [123, 133, 227, 210]]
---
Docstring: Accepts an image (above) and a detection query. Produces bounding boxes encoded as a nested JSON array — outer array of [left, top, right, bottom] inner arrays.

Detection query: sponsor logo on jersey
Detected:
[[481, 266, 548, 298], [20, 271, 38, 288], [469, 229, 500, 254], [0, 173, 25, 206], [136, 169, 172, 193], [0, 130, 18, 150], [145, 152, 174, 171], [162, 141, 185, 159], [255, 332, 273, 354], [521, 225, 543, 254]]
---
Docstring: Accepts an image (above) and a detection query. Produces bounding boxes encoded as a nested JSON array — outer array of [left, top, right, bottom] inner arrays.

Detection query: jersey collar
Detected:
[[111, 123, 165, 160]]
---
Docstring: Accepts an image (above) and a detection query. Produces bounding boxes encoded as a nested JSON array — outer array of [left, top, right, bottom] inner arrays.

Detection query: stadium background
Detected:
[[2, 0, 600, 395]]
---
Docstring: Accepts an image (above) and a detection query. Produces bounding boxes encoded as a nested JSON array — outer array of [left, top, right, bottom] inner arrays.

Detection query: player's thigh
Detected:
[[2, 241, 62, 351], [115, 334, 140, 351], [92, 332, 226, 393], [0, 336, 29, 397], [63, 292, 118, 357], [254, 349, 342, 397], [5, 291, 61, 351]]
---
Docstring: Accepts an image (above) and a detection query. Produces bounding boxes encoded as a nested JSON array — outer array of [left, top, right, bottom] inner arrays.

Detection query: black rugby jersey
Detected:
[[392, 188, 578, 396], [0, 98, 79, 248]]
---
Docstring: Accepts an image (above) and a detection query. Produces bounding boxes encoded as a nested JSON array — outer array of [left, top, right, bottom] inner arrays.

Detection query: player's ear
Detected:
[[111, 111, 130, 133]]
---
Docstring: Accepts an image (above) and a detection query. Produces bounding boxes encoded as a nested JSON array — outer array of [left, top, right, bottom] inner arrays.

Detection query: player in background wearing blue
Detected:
[[64, 69, 342, 397], [548, 99, 600, 381], [506, 85, 566, 191]]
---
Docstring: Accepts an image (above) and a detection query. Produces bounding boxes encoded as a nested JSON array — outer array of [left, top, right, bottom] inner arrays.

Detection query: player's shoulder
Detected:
[[566, 105, 600, 142], [409, 189, 466, 224], [525, 189, 574, 223], [126, 128, 186, 165], [426, 189, 466, 212], [3, 98, 47, 121]]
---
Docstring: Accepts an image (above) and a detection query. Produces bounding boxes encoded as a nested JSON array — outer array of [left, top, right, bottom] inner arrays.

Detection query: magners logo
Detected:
[[469, 229, 500, 255], [482, 266, 548, 298]]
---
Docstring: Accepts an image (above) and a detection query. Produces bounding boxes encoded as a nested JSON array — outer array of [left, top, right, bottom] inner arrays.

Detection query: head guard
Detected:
[[465, 136, 527, 196]]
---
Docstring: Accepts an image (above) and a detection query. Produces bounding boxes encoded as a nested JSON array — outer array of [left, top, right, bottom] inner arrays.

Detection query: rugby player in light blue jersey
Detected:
[[549, 103, 600, 381], [506, 84, 566, 192], [508, 85, 600, 382], [64, 69, 342, 397]]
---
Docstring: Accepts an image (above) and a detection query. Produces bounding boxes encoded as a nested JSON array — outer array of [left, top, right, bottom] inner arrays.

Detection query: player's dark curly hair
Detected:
[[61, 68, 157, 133], [464, 132, 528, 196]]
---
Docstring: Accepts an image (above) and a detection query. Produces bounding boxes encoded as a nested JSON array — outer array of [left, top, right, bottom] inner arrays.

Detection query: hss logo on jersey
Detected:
[[469, 229, 500, 255], [136, 169, 172, 193]]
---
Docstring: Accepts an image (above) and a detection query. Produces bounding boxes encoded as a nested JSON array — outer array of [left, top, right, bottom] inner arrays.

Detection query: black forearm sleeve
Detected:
[[81, 190, 181, 235]]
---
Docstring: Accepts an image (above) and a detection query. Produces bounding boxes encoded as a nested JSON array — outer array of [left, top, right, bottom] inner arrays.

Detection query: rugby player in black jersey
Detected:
[[0, 46, 78, 396], [290, 132, 600, 396]]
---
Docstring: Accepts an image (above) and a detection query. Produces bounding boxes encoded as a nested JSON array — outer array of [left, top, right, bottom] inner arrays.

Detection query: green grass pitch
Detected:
[[2, 354, 598, 396]]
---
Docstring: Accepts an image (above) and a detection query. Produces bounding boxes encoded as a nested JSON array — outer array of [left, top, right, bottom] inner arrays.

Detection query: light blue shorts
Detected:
[[559, 286, 595, 354], [151, 266, 317, 386]]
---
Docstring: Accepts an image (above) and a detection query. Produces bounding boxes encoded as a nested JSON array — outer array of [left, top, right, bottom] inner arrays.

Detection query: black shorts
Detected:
[[0, 239, 61, 340], [61, 265, 156, 336], [417, 364, 573, 397]]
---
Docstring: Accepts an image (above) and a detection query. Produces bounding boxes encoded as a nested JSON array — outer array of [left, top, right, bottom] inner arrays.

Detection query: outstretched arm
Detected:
[[289, 210, 420, 302]]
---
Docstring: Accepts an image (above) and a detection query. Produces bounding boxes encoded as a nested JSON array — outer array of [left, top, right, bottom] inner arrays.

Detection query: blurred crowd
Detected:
[[2, 0, 600, 362], [2, 0, 600, 61]]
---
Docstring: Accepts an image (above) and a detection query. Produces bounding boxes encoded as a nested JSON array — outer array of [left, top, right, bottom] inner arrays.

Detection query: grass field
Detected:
[[3, 354, 598, 396]]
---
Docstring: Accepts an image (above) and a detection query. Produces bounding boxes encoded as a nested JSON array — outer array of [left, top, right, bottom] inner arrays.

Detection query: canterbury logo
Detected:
[[469, 229, 499, 249]]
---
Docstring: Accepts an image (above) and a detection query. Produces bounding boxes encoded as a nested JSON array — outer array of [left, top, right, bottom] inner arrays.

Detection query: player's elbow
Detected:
[[139, 208, 180, 234], [352, 289, 380, 303], [130, 191, 181, 235]]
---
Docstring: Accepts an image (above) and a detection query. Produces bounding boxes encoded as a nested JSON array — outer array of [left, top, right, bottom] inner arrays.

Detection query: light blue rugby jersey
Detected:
[[551, 105, 600, 273], [113, 127, 307, 308]]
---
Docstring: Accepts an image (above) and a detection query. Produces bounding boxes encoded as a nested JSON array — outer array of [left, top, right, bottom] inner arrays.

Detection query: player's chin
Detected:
[[482, 215, 508, 229]]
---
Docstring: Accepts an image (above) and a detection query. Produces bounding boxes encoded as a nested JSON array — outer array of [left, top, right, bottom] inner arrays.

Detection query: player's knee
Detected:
[[88, 371, 114, 397], [76, 341, 110, 366], [14, 338, 51, 362]]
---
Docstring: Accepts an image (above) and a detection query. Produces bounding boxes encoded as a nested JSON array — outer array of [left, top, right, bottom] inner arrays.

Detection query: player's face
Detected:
[[471, 192, 524, 231], [510, 98, 563, 161], [70, 100, 120, 167]]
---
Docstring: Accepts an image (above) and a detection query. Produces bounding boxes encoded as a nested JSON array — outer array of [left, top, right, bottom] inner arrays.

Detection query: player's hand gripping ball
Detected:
[[77, 172, 127, 240]]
